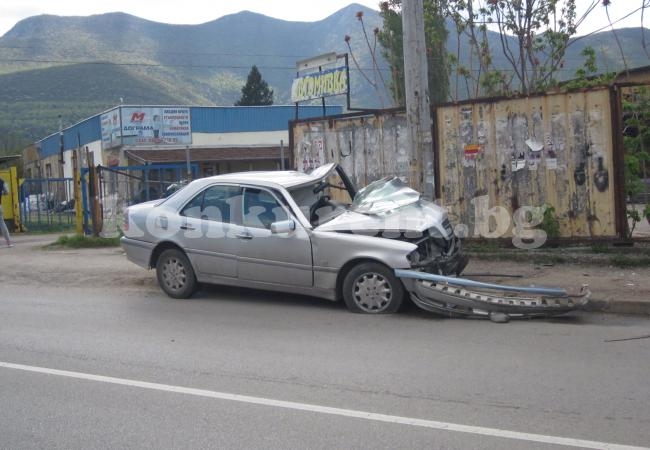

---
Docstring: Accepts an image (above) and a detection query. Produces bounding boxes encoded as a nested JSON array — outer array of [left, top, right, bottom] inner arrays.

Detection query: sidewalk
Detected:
[[464, 258, 650, 316]]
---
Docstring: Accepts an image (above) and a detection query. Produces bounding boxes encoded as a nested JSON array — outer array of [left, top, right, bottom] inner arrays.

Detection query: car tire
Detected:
[[156, 248, 197, 299], [342, 262, 404, 314]]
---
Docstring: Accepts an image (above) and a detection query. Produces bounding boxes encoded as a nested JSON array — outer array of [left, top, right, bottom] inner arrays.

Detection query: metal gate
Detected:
[[82, 163, 199, 237], [19, 177, 76, 232]]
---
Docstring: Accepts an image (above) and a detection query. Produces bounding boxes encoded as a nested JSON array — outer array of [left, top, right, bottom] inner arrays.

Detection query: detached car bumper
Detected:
[[397, 269, 590, 320]]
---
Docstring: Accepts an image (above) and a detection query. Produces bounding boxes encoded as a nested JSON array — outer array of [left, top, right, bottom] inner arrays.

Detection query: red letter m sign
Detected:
[[131, 112, 145, 122]]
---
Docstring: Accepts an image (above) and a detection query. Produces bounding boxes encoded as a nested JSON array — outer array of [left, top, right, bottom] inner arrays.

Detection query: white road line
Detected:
[[1, 361, 647, 450]]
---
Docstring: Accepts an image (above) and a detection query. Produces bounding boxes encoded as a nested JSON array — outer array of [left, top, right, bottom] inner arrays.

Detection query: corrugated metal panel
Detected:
[[190, 106, 343, 133], [614, 65, 650, 85], [39, 134, 61, 159], [38, 115, 102, 158], [64, 115, 102, 149], [291, 89, 620, 239], [437, 89, 617, 238], [292, 112, 411, 187]]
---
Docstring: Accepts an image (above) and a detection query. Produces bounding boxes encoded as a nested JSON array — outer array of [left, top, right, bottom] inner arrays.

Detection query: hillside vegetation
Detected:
[[0, 4, 648, 155]]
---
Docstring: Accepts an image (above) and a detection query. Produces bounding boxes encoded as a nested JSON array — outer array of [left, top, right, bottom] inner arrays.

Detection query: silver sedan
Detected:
[[121, 164, 466, 314]]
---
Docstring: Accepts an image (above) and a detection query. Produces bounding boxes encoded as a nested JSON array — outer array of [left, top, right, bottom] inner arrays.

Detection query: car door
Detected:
[[177, 184, 243, 279], [236, 187, 313, 287]]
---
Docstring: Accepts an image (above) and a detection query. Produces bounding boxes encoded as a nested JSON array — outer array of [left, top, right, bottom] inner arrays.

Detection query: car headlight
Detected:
[[407, 249, 421, 265]]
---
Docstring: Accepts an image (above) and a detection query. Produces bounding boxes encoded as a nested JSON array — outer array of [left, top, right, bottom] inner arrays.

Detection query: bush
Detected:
[[539, 205, 561, 240], [47, 234, 121, 248]]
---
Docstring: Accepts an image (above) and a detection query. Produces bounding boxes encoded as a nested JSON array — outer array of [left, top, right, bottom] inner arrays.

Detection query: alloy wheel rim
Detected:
[[352, 272, 392, 312]]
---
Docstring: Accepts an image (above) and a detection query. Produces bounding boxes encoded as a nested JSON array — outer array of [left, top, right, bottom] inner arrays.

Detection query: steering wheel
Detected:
[[310, 195, 331, 225]]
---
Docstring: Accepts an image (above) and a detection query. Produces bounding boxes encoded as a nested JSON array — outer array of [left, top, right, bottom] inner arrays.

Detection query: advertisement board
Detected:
[[291, 66, 348, 103], [101, 108, 121, 150], [101, 107, 192, 149]]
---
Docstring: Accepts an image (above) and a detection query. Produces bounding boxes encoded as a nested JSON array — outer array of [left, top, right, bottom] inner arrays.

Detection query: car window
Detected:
[[243, 188, 288, 229], [202, 185, 240, 223], [181, 185, 241, 223], [180, 190, 204, 218]]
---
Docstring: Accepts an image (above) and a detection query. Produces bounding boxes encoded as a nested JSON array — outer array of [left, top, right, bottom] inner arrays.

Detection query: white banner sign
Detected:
[[101, 107, 192, 149], [291, 66, 348, 103]]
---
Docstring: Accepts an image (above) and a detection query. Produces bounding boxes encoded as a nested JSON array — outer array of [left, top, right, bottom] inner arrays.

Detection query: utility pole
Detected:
[[402, 0, 434, 200], [185, 145, 192, 181], [58, 114, 65, 179]]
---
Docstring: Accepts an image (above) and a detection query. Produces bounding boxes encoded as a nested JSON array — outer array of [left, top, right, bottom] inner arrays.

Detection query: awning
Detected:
[[125, 146, 286, 164], [0, 155, 22, 165]]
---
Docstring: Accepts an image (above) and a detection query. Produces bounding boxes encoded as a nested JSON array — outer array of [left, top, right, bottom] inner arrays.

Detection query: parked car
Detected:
[[129, 185, 162, 205], [163, 180, 188, 198], [121, 164, 467, 314]]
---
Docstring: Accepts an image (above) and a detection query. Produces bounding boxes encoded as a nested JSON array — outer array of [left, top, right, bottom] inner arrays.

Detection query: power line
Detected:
[[0, 44, 309, 60], [0, 58, 391, 72], [571, 2, 650, 42]]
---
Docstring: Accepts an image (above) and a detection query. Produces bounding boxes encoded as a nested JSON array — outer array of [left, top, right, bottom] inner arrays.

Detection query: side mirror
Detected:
[[270, 219, 296, 234]]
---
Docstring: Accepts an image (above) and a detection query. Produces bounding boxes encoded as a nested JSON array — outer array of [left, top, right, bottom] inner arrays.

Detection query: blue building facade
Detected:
[[36, 105, 342, 159], [27, 104, 342, 178]]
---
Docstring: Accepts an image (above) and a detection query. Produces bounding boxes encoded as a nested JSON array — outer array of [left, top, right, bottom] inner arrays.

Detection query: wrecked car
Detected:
[[121, 163, 588, 319]]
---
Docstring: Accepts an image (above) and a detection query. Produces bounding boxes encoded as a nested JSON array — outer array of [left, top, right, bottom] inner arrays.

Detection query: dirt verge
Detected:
[[1, 234, 648, 315]]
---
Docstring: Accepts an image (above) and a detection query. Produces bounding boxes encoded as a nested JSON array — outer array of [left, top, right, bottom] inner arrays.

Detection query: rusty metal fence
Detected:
[[16, 163, 197, 235], [291, 87, 627, 239], [83, 163, 198, 237]]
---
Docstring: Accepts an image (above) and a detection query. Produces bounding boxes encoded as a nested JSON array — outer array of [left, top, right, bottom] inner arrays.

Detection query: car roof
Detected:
[[192, 163, 336, 190]]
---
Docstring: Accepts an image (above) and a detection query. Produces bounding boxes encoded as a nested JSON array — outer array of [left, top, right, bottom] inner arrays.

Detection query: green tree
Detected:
[[563, 46, 615, 90], [445, 0, 584, 97], [377, 0, 449, 106], [234, 65, 274, 106], [623, 89, 650, 196], [622, 87, 650, 236]]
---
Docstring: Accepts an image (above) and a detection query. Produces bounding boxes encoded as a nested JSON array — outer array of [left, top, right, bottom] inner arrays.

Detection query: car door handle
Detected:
[[180, 225, 196, 231], [236, 232, 253, 240]]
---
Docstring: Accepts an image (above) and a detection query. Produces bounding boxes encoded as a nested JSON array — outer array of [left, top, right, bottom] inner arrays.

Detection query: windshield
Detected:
[[351, 177, 420, 214], [288, 172, 353, 226]]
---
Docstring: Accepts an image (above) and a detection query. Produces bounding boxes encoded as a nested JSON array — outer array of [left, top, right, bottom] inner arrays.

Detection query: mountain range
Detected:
[[1, 3, 649, 153]]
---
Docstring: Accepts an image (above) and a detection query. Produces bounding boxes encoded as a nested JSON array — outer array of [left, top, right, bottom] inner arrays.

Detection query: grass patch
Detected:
[[24, 225, 77, 234], [46, 234, 121, 249], [609, 255, 650, 268], [590, 243, 609, 254], [464, 240, 501, 253], [470, 251, 568, 265]]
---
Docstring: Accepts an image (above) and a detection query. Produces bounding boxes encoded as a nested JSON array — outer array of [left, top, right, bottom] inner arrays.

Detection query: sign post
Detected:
[[292, 52, 349, 118]]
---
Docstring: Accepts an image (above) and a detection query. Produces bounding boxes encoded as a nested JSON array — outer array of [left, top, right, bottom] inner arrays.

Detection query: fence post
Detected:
[[87, 154, 102, 237], [72, 151, 84, 235]]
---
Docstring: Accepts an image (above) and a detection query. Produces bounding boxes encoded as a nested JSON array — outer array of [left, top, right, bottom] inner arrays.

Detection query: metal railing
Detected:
[[19, 178, 76, 232]]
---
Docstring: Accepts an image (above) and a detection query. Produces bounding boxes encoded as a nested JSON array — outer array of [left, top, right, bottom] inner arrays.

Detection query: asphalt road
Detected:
[[1, 266, 650, 449]]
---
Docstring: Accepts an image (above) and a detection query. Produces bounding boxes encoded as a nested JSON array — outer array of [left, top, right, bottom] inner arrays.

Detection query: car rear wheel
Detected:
[[156, 248, 197, 299], [342, 262, 404, 314]]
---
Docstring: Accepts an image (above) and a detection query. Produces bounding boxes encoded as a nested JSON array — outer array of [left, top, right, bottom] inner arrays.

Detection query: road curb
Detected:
[[585, 298, 650, 316]]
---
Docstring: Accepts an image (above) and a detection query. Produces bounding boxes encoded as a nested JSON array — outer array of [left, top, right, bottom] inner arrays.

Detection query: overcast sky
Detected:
[[0, 1, 647, 38]]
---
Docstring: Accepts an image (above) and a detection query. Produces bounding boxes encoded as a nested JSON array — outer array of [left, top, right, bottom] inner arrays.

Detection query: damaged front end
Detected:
[[403, 217, 469, 276], [349, 177, 470, 276], [397, 269, 590, 322]]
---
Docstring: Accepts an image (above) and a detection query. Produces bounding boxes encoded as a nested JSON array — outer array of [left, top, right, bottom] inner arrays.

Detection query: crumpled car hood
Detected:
[[350, 176, 420, 214], [315, 200, 449, 235]]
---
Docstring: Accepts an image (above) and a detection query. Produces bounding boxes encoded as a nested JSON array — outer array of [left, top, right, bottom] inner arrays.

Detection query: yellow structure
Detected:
[[0, 167, 22, 232]]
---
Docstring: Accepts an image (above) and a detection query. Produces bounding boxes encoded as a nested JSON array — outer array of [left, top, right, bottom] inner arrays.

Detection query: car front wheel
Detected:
[[156, 248, 197, 299], [342, 262, 404, 314]]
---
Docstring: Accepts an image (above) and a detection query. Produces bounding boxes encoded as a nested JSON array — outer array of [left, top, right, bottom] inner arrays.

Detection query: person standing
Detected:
[[0, 176, 13, 247]]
